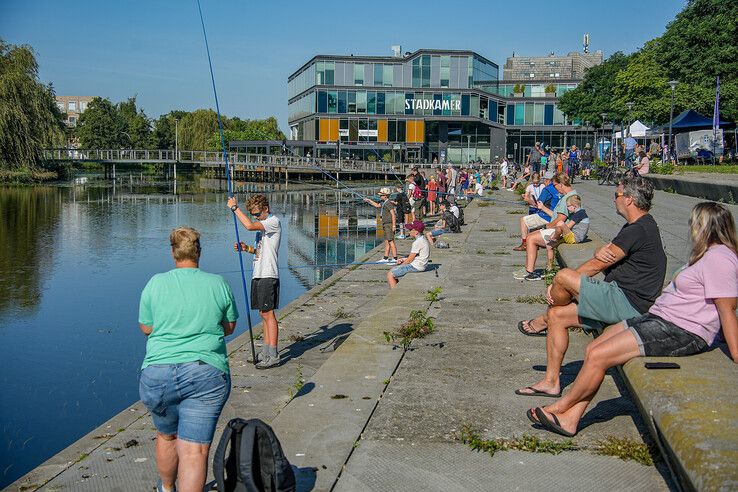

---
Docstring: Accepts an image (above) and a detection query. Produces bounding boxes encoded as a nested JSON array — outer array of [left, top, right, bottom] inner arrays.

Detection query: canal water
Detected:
[[0, 171, 386, 488]]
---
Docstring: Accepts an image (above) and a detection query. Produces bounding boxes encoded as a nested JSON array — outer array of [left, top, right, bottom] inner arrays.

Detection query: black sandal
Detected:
[[517, 319, 547, 337]]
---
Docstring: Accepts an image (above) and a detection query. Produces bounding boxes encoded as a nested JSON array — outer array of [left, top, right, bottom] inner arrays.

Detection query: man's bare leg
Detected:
[[517, 303, 581, 396], [536, 324, 640, 434]]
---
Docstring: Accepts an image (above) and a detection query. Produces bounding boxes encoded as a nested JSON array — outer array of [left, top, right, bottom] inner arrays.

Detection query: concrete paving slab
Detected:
[[335, 441, 670, 492]]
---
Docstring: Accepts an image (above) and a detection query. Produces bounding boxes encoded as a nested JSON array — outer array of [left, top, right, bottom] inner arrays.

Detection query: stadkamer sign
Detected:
[[405, 99, 461, 111]]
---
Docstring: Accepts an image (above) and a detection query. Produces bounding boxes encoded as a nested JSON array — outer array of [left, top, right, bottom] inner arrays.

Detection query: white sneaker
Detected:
[[512, 268, 528, 280]]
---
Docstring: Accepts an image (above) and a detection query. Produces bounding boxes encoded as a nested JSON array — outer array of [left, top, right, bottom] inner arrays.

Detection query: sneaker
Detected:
[[524, 271, 542, 281], [255, 354, 281, 370], [246, 351, 263, 364], [377, 257, 390, 263], [513, 268, 528, 280], [157, 479, 177, 492], [512, 242, 527, 251]]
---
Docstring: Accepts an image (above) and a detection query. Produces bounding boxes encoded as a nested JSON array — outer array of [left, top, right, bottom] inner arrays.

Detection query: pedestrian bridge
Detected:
[[41, 149, 411, 176]]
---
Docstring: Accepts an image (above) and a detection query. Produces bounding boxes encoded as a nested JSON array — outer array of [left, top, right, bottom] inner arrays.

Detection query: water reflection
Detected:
[[0, 187, 61, 316], [0, 171, 383, 488]]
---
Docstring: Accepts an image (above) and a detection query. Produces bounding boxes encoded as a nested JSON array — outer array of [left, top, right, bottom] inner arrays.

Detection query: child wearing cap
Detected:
[[364, 188, 397, 263], [387, 220, 430, 288]]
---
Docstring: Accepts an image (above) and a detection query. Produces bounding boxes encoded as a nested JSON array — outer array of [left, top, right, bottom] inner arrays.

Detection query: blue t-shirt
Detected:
[[536, 183, 561, 221]]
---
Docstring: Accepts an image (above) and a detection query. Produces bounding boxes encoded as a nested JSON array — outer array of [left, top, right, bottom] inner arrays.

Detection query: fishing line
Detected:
[[309, 164, 370, 200], [196, 0, 256, 364], [213, 260, 391, 276]]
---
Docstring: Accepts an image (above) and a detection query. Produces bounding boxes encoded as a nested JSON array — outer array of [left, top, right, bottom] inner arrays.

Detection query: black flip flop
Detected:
[[526, 408, 541, 425], [517, 320, 547, 337], [534, 407, 576, 437], [515, 386, 562, 398]]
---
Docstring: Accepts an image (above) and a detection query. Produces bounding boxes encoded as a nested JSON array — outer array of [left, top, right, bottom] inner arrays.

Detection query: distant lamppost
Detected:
[[668, 80, 679, 162], [600, 112, 607, 159], [175, 118, 179, 162], [466, 135, 471, 164]]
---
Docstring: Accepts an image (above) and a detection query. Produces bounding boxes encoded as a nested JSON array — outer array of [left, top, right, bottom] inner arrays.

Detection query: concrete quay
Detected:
[[14, 179, 738, 491], [648, 171, 738, 203]]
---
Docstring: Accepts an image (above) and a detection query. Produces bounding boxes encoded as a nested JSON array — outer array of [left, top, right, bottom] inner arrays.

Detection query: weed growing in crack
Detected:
[[287, 364, 304, 398], [384, 310, 435, 350], [459, 425, 575, 458], [332, 307, 353, 319], [516, 295, 547, 304], [425, 287, 442, 302], [595, 436, 657, 466]]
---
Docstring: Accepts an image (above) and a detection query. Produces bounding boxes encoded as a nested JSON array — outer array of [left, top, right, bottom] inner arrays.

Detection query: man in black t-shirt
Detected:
[[515, 176, 666, 399]]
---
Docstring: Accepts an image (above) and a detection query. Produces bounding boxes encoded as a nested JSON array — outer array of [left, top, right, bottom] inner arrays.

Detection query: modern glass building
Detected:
[[286, 49, 597, 164]]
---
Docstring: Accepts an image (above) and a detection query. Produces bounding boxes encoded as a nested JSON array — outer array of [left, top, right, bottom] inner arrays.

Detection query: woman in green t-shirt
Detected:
[[138, 227, 239, 492]]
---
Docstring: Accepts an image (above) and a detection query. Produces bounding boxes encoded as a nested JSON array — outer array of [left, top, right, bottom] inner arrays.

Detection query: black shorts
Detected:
[[251, 277, 280, 312], [625, 313, 708, 357]]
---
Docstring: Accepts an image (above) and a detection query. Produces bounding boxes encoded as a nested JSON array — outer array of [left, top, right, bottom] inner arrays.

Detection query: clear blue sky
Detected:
[[2, 0, 685, 132]]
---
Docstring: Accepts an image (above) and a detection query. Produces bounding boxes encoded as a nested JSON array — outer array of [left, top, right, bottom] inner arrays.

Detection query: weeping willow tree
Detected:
[[0, 39, 65, 170]]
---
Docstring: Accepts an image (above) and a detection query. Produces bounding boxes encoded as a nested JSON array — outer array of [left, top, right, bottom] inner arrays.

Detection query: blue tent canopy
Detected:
[[666, 109, 735, 131]]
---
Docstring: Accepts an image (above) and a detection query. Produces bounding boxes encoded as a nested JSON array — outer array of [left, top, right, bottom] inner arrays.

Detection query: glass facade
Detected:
[[288, 50, 584, 163]]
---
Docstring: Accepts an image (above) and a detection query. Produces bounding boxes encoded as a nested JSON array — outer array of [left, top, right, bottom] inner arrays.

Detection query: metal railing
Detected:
[[41, 149, 408, 175]]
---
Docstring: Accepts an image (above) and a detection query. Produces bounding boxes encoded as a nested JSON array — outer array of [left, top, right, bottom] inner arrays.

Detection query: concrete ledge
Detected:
[[557, 236, 738, 491], [269, 206, 476, 491], [648, 174, 738, 203]]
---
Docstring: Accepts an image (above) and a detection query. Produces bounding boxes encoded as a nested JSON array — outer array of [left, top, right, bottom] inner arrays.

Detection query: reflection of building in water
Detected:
[[284, 200, 381, 288]]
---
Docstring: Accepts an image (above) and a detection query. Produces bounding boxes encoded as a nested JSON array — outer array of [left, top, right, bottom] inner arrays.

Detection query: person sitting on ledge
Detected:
[[528, 202, 738, 437], [513, 173, 576, 281], [513, 171, 558, 252], [541, 194, 590, 264], [425, 200, 460, 245], [387, 220, 430, 289], [515, 176, 666, 399]]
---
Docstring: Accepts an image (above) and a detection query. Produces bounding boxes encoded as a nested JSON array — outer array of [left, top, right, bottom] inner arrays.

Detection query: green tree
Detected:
[[655, 0, 738, 120], [75, 97, 127, 148], [152, 110, 188, 149], [206, 116, 286, 150], [0, 39, 65, 169], [118, 96, 154, 148], [178, 109, 219, 150]]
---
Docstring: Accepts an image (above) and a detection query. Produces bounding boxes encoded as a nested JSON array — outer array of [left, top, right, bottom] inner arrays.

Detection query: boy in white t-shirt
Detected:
[[387, 220, 430, 289], [228, 194, 282, 369], [499, 158, 509, 189]]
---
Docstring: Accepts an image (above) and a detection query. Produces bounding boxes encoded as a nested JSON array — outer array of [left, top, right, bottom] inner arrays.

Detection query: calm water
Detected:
[[0, 171, 384, 487]]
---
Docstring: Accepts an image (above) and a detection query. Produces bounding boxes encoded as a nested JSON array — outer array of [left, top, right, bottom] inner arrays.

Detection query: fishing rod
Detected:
[[196, 0, 257, 364]]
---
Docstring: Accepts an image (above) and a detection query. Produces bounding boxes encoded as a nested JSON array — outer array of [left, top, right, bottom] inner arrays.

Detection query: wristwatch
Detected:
[[230, 204, 238, 212]]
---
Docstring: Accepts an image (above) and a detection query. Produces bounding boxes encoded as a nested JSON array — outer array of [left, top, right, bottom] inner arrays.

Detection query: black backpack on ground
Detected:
[[442, 211, 461, 233], [208, 418, 296, 492], [457, 205, 465, 226]]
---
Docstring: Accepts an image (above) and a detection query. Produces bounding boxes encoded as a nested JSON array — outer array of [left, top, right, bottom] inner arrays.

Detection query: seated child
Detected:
[[541, 194, 589, 268], [387, 220, 430, 289], [425, 200, 460, 245]]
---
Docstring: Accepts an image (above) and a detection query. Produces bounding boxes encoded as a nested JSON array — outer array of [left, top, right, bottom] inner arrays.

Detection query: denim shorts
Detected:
[[391, 263, 423, 278], [625, 313, 709, 357], [430, 228, 448, 237], [577, 276, 641, 333], [139, 361, 231, 444]]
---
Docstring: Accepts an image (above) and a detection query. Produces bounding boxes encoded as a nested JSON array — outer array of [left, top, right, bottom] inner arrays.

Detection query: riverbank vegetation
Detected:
[[0, 39, 66, 181]]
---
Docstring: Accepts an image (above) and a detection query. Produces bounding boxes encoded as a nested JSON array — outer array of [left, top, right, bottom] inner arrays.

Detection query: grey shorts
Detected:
[[577, 276, 641, 333], [625, 313, 708, 357]]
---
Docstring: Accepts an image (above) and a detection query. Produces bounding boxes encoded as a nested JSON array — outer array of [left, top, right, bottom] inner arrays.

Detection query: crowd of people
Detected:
[[133, 159, 738, 490]]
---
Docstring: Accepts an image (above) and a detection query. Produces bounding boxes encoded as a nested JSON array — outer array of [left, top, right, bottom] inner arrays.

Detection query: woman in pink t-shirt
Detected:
[[527, 202, 738, 437]]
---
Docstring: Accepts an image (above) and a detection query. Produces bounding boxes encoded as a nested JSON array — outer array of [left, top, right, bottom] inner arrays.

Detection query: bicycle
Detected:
[[597, 160, 624, 186]]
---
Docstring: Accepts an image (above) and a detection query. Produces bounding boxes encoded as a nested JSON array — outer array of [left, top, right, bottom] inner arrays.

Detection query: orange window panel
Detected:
[[415, 120, 425, 143], [377, 120, 388, 142], [328, 119, 339, 142], [406, 120, 416, 143], [319, 119, 330, 141]]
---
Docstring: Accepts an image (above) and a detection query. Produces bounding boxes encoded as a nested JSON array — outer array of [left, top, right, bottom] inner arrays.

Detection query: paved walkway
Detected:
[[14, 180, 723, 491]]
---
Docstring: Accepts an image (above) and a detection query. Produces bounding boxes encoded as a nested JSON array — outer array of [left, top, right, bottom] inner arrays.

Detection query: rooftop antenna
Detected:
[[583, 33, 590, 53]]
